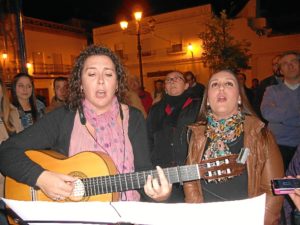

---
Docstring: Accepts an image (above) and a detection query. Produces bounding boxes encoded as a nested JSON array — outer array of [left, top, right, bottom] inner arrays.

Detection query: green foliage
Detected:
[[199, 11, 251, 73]]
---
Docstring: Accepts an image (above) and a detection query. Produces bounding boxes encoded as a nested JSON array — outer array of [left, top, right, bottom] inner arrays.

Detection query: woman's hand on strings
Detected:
[[36, 170, 77, 201], [144, 166, 172, 201]]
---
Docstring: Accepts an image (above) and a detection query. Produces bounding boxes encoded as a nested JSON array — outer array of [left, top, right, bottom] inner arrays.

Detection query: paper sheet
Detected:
[[2, 194, 265, 225]]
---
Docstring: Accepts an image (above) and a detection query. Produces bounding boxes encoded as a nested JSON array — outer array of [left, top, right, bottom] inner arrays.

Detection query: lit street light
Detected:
[[2, 53, 8, 81], [120, 11, 145, 90], [188, 43, 194, 58], [2, 53, 8, 60]]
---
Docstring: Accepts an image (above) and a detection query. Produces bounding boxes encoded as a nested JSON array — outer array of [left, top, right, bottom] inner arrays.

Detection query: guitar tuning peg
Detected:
[[236, 147, 250, 164]]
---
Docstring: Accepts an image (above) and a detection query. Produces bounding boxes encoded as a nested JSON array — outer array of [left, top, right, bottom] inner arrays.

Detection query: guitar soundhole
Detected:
[[68, 171, 88, 202]]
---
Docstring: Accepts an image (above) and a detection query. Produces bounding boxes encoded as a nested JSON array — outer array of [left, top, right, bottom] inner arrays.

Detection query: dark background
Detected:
[[22, 0, 300, 34]]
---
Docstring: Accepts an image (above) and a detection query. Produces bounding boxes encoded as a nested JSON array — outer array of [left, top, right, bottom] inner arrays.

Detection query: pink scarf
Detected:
[[82, 97, 139, 201]]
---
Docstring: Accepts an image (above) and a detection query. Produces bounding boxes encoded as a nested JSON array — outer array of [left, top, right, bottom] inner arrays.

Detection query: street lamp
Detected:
[[120, 11, 145, 90], [2, 53, 8, 81], [2, 53, 8, 60], [188, 43, 194, 58]]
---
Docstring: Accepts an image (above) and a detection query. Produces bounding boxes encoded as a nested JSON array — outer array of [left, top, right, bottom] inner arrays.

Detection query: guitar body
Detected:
[[5, 150, 119, 202], [5, 150, 246, 203], [5, 150, 246, 225]]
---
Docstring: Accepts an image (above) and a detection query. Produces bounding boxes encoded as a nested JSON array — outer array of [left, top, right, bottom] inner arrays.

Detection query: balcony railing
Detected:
[[33, 63, 72, 75], [166, 43, 185, 54]]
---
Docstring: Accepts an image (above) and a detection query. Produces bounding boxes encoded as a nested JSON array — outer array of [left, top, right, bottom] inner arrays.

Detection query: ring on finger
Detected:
[[54, 195, 62, 201]]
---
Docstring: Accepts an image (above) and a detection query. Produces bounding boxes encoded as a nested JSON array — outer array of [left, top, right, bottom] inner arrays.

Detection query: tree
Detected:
[[199, 11, 251, 73]]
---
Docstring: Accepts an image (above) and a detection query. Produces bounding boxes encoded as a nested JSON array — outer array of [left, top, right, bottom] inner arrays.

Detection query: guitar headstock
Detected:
[[199, 154, 246, 181]]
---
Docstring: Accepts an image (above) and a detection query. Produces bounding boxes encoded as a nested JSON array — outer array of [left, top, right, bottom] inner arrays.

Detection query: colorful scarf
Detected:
[[203, 110, 244, 182], [203, 111, 244, 159], [204, 110, 244, 160]]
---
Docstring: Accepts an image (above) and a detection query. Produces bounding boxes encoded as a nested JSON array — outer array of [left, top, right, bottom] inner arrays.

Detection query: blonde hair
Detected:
[[0, 78, 17, 133]]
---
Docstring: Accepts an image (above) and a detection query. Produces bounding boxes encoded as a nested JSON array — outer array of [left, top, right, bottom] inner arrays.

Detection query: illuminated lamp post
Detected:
[[2, 53, 8, 80], [188, 43, 194, 58], [120, 11, 145, 90]]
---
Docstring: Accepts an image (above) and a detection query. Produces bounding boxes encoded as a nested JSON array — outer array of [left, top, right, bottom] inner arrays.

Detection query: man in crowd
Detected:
[[261, 51, 300, 171], [256, 55, 283, 118], [152, 79, 164, 104], [46, 77, 68, 112], [184, 71, 205, 101], [237, 73, 254, 107]]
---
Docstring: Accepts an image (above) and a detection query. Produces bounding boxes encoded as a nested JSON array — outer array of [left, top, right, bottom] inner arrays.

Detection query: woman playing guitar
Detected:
[[0, 45, 172, 206]]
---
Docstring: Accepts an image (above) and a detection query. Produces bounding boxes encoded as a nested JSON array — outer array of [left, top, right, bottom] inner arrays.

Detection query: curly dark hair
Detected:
[[67, 44, 128, 111]]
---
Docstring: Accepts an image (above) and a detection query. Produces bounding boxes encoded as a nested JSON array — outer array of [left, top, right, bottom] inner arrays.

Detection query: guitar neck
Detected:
[[81, 165, 200, 197]]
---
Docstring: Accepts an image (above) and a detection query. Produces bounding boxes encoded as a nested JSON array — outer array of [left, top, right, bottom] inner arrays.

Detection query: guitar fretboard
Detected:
[[81, 165, 200, 197]]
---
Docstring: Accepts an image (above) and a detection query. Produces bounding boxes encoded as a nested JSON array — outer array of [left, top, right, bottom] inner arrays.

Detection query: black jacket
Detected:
[[0, 106, 152, 188], [146, 95, 201, 202]]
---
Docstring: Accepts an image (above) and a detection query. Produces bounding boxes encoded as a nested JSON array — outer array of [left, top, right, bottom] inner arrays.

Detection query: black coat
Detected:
[[0, 106, 152, 187], [146, 94, 201, 202]]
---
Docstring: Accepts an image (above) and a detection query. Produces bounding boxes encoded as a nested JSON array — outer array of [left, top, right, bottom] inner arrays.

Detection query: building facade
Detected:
[[24, 17, 87, 105], [0, 15, 87, 105], [1, 2, 300, 101], [93, 3, 300, 91]]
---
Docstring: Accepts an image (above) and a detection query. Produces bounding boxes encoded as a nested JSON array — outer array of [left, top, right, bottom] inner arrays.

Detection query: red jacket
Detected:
[[138, 90, 153, 114]]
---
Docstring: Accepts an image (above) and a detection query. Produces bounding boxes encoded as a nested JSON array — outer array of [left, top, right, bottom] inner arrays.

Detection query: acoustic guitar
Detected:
[[5, 150, 246, 203]]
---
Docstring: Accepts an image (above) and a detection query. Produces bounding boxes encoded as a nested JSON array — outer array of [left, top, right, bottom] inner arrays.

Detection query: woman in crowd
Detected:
[[46, 76, 69, 113], [0, 45, 171, 204], [11, 73, 45, 129], [147, 70, 201, 202], [125, 75, 147, 118], [127, 75, 153, 114], [183, 69, 284, 225], [0, 78, 23, 144], [0, 77, 23, 225]]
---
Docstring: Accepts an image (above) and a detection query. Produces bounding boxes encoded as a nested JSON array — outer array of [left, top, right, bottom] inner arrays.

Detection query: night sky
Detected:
[[22, 0, 300, 34], [22, 0, 210, 25]]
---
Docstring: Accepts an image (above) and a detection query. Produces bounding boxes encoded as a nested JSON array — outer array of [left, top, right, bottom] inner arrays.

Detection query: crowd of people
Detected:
[[0, 45, 299, 225]]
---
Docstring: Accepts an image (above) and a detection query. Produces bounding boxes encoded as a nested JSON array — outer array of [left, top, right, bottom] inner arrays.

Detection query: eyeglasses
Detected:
[[165, 76, 184, 84]]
